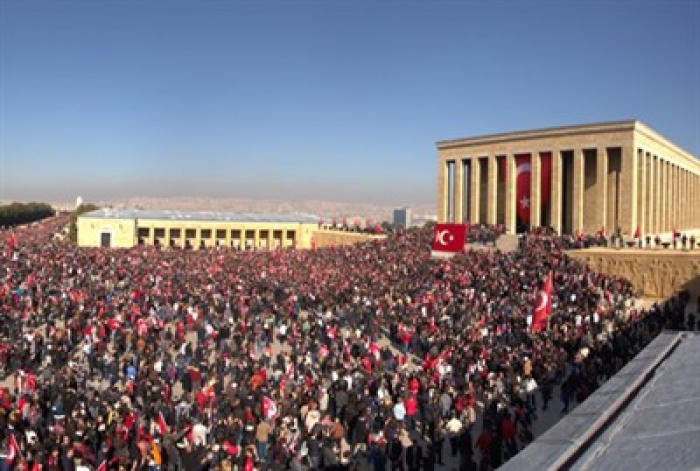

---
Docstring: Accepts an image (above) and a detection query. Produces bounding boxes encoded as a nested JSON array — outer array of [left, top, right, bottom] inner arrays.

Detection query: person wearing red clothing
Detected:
[[500, 414, 517, 458], [409, 377, 420, 395], [476, 427, 494, 469], [405, 394, 418, 429]]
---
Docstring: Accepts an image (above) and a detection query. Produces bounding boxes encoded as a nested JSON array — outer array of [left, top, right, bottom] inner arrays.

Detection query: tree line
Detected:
[[0, 202, 55, 227]]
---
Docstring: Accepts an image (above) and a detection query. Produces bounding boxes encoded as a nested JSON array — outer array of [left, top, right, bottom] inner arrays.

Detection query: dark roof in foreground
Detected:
[[79, 209, 318, 224], [499, 331, 700, 471]]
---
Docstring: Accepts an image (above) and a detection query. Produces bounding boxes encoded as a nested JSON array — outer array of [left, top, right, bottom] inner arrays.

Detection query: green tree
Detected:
[[0, 202, 55, 227]]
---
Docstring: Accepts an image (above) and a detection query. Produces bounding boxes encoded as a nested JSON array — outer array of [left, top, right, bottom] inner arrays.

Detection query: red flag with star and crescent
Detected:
[[515, 154, 532, 225], [431, 224, 468, 253], [531, 273, 553, 333]]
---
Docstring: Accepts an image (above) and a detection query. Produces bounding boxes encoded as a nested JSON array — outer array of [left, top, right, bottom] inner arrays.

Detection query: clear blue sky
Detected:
[[1, 0, 698, 205]]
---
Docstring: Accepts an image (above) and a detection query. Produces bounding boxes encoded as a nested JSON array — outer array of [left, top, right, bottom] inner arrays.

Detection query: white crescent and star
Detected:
[[535, 290, 549, 311], [516, 162, 531, 176], [436, 230, 455, 246]]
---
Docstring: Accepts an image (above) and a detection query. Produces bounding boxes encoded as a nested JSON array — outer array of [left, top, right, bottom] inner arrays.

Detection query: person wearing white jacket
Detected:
[[525, 376, 538, 411]]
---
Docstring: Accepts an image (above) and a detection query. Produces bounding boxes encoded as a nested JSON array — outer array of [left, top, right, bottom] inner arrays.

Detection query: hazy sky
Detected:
[[1, 0, 698, 205]]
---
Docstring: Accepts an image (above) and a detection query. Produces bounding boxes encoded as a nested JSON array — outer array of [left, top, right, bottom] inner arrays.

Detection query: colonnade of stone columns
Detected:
[[442, 147, 700, 235], [136, 225, 297, 249]]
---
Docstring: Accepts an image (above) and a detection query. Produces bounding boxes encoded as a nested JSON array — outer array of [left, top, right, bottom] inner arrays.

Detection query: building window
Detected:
[[154, 228, 165, 238], [170, 229, 181, 239], [185, 229, 196, 239], [201, 229, 212, 239], [216, 229, 226, 239], [137, 228, 150, 238]]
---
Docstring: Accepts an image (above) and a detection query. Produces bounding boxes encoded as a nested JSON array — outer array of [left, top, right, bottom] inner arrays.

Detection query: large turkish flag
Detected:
[[431, 223, 468, 253], [515, 154, 532, 225], [531, 273, 553, 333]]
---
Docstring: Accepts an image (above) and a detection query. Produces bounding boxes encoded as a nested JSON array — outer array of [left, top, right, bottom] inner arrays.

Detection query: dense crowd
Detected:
[[0, 217, 693, 471]]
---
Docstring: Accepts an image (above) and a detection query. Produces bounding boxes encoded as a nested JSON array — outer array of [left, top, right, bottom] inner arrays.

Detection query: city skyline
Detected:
[[1, 0, 698, 204]]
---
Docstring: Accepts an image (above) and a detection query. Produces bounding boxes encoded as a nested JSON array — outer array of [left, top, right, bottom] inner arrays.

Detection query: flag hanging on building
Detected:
[[515, 154, 532, 225], [431, 223, 468, 255], [531, 273, 553, 333]]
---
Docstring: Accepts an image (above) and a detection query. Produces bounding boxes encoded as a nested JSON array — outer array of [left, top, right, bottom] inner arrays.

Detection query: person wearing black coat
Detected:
[[388, 437, 404, 471]]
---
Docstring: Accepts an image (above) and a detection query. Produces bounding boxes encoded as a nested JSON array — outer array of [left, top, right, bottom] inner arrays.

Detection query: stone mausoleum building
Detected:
[[437, 120, 700, 235]]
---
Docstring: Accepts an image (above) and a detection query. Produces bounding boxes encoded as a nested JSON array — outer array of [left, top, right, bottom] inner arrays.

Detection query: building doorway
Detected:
[[100, 232, 111, 248]]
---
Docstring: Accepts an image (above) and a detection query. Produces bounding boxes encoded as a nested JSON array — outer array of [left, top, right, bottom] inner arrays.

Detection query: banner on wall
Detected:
[[515, 154, 532, 225]]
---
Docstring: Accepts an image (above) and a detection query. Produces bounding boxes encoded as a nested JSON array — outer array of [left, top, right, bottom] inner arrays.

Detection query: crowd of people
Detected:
[[0, 217, 693, 471]]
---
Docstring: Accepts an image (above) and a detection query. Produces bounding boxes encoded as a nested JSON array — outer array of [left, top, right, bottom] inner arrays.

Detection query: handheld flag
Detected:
[[531, 273, 553, 333], [262, 396, 278, 421], [157, 411, 167, 435], [633, 225, 641, 239]]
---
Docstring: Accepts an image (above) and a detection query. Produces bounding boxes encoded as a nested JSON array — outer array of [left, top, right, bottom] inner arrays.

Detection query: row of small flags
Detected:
[[596, 225, 682, 240], [318, 217, 383, 234]]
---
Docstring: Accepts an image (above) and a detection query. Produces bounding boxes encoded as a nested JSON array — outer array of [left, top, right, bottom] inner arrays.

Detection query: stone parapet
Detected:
[[312, 230, 386, 248], [568, 248, 700, 298]]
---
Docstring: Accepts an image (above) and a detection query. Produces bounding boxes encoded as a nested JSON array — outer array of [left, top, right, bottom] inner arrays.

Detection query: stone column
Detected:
[[654, 156, 661, 235], [688, 171, 692, 229], [572, 149, 585, 234], [455, 159, 464, 224], [619, 146, 638, 237], [487, 155, 498, 225], [470, 158, 481, 224], [671, 165, 677, 231], [225, 228, 232, 248], [645, 153, 654, 236], [194, 228, 201, 250], [505, 154, 517, 233], [694, 174, 697, 229], [637, 149, 646, 235], [683, 169, 688, 229], [596, 148, 608, 234], [685, 170, 689, 230], [658, 160, 665, 233], [550, 150, 562, 234], [693, 173, 697, 229], [438, 157, 447, 222], [666, 161, 672, 232], [530, 152, 542, 229], [676, 166, 681, 230]]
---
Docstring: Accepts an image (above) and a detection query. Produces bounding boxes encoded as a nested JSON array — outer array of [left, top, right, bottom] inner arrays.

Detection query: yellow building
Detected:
[[77, 209, 319, 249], [437, 120, 700, 236]]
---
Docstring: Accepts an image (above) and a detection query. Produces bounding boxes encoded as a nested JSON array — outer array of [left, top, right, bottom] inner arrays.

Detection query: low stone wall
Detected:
[[568, 248, 700, 298], [312, 230, 386, 248]]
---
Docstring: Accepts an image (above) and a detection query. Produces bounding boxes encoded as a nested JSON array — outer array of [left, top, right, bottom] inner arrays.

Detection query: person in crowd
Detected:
[[0, 217, 692, 470]]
